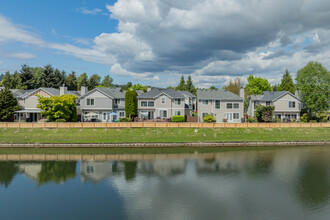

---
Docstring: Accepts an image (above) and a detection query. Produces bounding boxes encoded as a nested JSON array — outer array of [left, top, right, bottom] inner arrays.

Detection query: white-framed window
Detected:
[[174, 99, 181, 105], [114, 99, 121, 105], [215, 100, 221, 109], [233, 113, 239, 119], [148, 101, 154, 107], [119, 111, 125, 117], [266, 101, 271, 106], [160, 110, 167, 118], [291, 114, 297, 119], [103, 113, 107, 120], [233, 103, 239, 109], [202, 100, 209, 105], [87, 98, 94, 106], [289, 101, 295, 108], [141, 101, 147, 107], [161, 97, 166, 104], [226, 103, 232, 109], [174, 111, 181, 116], [202, 112, 208, 118]]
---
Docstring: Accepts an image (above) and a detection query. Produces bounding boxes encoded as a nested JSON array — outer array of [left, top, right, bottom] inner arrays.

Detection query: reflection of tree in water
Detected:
[[124, 161, 137, 182], [0, 161, 18, 188], [246, 155, 274, 176], [296, 159, 330, 209], [37, 161, 76, 185]]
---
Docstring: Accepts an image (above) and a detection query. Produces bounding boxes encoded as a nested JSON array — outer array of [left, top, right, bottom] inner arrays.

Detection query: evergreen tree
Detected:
[[277, 70, 296, 94], [125, 89, 138, 119], [20, 64, 34, 89], [31, 67, 44, 89], [42, 65, 55, 88], [77, 73, 89, 90], [272, 84, 279, 91], [0, 87, 20, 122], [121, 82, 132, 91], [1, 71, 12, 88], [0, 161, 18, 188], [186, 75, 196, 94], [209, 86, 218, 91], [53, 69, 66, 89], [176, 75, 186, 91], [65, 71, 78, 91], [0, 74, 4, 82], [88, 74, 101, 90], [11, 71, 23, 89], [296, 61, 330, 114], [102, 75, 113, 87]]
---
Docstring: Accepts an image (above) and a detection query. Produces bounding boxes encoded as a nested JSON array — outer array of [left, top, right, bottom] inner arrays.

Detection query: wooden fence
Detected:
[[0, 122, 329, 128]]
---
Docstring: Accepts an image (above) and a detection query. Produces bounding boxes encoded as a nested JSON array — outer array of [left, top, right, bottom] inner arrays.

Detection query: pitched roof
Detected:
[[179, 90, 196, 98], [250, 91, 300, 101], [197, 89, 243, 101], [80, 87, 126, 99], [138, 88, 185, 99]]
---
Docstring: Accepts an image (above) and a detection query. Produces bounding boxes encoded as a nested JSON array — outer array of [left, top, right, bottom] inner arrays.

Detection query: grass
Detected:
[[0, 127, 329, 144]]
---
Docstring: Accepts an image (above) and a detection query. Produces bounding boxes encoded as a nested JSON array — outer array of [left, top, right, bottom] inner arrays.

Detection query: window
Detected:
[[119, 112, 125, 117], [266, 101, 271, 106], [86, 166, 94, 174], [202, 113, 208, 118], [141, 101, 147, 107], [175, 111, 181, 116], [233, 113, 239, 119], [215, 100, 221, 109], [226, 103, 232, 109], [103, 113, 107, 120], [233, 103, 239, 109], [202, 100, 209, 105], [148, 101, 154, 107], [174, 99, 181, 105], [114, 99, 121, 105], [87, 98, 94, 106], [289, 101, 295, 108], [291, 114, 297, 119], [161, 97, 166, 104], [160, 110, 167, 118]]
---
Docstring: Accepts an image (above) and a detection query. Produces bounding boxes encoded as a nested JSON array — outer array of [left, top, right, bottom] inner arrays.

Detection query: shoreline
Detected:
[[0, 141, 329, 148]]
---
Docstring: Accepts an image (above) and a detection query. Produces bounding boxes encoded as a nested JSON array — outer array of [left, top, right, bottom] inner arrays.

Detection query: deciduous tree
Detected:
[[223, 77, 243, 95], [245, 75, 272, 98], [101, 75, 114, 87], [88, 74, 101, 90], [77, 73, 89, 90]]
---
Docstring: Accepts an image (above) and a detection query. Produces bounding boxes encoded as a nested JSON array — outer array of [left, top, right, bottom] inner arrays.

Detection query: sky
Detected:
[[0, 0, 330, 88]]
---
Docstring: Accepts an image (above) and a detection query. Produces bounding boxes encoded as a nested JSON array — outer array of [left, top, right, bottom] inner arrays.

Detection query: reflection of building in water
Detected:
[[197, 157, 240, 174], [80, 161, 125, 183], [137, 159, 186, 177], [17, 164, 42, 181]]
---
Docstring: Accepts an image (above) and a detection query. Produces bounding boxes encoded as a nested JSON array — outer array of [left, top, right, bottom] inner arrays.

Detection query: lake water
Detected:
[[0, 146, 329, 220]]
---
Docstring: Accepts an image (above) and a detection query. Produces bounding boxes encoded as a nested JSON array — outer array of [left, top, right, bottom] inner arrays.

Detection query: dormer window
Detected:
[[114, 99, 121, 105], [162, 97, 166, 104], [87, 98, 94, 106], [289, 101, 295, 108], [266, 101, 271, 106]]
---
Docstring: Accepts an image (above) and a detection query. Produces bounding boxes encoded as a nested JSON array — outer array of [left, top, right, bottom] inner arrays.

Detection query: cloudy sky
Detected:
[[0, 0, 329, 88]]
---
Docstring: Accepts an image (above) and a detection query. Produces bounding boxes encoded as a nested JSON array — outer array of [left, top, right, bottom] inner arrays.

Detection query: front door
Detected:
[[102, 112, 110, 122], [226, 113, 233, 123]]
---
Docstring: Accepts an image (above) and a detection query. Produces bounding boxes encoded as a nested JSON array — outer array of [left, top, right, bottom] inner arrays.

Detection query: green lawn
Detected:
[[0, 127, 329, 143]]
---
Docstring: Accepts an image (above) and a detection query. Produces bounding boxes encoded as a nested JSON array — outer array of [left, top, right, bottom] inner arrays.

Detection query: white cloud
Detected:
[[4, 52, 36, 59], [110, 63, 159, 81], [76, 8, 103, 15]]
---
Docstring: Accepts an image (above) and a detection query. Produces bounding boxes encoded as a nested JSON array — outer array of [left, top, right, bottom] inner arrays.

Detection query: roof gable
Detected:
[[197, 89, 243, 101]]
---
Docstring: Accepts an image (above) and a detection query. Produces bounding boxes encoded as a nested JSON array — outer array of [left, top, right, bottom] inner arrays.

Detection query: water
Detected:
[[0, 146, 329, 220]]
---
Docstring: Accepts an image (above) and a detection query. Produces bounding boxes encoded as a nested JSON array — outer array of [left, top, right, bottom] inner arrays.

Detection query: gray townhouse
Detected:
[[247, 91, 302, 121], [79, 87, 126, 122], [137, 88, 191, 120], [197, 88, 245, 123], [13, 86, 80, 122], [180, 91, 197, 115]]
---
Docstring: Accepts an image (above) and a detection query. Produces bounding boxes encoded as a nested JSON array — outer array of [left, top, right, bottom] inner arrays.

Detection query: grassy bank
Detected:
[[0, 127, 329, 144]]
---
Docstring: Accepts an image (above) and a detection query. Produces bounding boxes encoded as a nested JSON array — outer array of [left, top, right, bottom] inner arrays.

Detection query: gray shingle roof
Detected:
[[197, 89, 243, 101], [97, 87, 126, 99], [250, 91, 299, 101], [138, 88, 185, 99], [179, 91, 196, 98], [41, 88, 60, 96]]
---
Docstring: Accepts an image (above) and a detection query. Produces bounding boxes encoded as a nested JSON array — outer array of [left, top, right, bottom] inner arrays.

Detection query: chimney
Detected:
[[60, 86, 67, 96], [239, 87, 245, 99], [295, 89, 299, 97], [147, 87, 152, 92], [81, 86, 88, 96]]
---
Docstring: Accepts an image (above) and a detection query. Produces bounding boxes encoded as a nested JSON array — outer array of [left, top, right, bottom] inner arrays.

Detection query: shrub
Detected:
[[276, 118, 281, 123], [172, 115, 185, 122], [247, 116, 258, 123], [316, 112, 328, 122], [119, 117, 132, 122], [203, 114, 216, 123], [293, 119, 296, 123], [191, 111, 198, 116], [310, 120, 317, 123], [300, 113, 309, 123], [255, 105, 275, 122], [55, 119, 66, 122]]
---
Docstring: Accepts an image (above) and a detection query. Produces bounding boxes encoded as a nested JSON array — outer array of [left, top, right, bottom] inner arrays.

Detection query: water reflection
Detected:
[[0, 146, 329, 219]]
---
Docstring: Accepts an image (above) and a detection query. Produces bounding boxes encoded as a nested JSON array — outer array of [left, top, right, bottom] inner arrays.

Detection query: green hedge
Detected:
[[119, 117, 132, 122], [55, 119, 66, 122], [172, 115, 185, 122], [203, 114, 216, 123]]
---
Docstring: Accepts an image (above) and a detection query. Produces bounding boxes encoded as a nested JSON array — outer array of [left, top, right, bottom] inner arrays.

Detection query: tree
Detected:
[[11, 71, 23, 89], [176, 75, 186, 91], [0, 162, 18, 188], [255, 105, 275, 122], [0, 73, 4, 81], [20, 64, 34, 89], [277, 70, 296, 94], [37, 161, 76, 185], [77, 73, 89, 90], [101, 75, 113, 87], [121, 82, 132, 91], [65, 71, 78, 91], [53, 69, 66, 89], [0, 87, 20, 122], [245, 75, 272, 98], [130, 84, 147, 92], [186, 75, 196, 94], [208, 86, 218, 90], [37, 94, 78, 122], [296, 62, 330, 115], [125, 89, 138, 119], [31, 67, 44, 89], [272, 84, 279, 91], [42, 64, 55, 88], [88, 74, 101, 90], [0, 71, 12, 88], [223, 77, 244, 95]]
